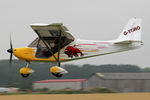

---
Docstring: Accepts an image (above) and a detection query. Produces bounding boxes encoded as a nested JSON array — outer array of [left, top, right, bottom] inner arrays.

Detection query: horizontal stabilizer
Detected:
[[115, 40, 143, 44]]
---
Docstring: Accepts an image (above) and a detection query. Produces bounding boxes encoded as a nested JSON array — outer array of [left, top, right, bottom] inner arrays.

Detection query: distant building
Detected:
[[33, 79, 86, 90], [85, 73, 150, 92], [33, 73, 150, 92], [0, 87, 19, 93]]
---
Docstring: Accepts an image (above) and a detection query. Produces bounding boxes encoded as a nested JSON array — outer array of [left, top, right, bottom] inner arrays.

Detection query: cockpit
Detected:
[[28, 31, 74, 58]]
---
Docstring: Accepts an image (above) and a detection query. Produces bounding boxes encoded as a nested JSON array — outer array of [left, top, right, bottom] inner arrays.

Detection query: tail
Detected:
[[116, 17, 142, 42]]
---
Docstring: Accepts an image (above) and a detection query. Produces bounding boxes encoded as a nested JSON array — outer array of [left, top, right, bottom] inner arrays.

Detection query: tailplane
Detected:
[[116, 17, 142, 42]]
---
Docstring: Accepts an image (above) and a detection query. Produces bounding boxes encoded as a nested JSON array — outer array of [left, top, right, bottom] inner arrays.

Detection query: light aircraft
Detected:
[[7, 17, 143, 78]]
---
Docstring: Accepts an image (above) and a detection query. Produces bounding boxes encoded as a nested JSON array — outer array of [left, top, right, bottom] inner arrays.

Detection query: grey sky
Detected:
[[0, 0, 149, 67]]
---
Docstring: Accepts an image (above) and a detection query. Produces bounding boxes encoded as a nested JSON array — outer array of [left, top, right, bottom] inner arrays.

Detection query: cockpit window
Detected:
[[28, 36, 74, 58]]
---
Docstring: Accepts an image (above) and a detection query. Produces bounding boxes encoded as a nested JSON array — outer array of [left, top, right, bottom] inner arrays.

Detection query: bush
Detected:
[[46, 87, 116, 94], [48, 90, 90, 94], [33, 88, 49, 92], [90, 87, 116, 93]]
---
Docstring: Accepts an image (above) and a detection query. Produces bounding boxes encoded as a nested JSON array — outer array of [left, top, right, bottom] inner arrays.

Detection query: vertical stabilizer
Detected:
[[116, 18, 142, 42]]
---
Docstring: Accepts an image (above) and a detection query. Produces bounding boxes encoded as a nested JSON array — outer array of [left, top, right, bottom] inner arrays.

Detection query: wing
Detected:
[[29, 23, 75, 58]]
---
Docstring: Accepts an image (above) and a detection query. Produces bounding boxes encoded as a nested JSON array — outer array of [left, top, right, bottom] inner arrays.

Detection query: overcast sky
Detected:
[[0, 0, 150, 67]]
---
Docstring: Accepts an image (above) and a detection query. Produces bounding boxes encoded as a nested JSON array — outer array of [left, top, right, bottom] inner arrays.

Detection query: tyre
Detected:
[[21, 74, 30, 78]]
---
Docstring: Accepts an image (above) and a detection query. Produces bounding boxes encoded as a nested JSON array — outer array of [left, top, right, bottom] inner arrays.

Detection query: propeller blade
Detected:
[[10, 52, 13, 63], [7, 34, 13, 64], [10, 36, 13, 50]]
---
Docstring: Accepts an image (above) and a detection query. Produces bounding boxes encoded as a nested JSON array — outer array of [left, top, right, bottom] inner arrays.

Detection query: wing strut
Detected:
[[57, 30, 62, 67]]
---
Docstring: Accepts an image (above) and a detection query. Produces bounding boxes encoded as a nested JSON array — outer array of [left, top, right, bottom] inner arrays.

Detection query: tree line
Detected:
[[0, 60, 149, 90]]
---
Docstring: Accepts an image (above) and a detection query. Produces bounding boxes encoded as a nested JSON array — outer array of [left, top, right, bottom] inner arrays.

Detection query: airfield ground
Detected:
[[0, 93, 150, 100]]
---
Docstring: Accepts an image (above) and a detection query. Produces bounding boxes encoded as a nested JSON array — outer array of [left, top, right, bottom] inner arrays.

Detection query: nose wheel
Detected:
[[20, 62, 34, 78]]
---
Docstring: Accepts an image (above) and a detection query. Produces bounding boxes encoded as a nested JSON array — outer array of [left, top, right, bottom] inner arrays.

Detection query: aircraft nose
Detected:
[[7, 48, 13, 53]]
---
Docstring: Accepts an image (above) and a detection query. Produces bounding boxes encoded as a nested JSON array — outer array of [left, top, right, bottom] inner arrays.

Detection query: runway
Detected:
[[0, 93, 150, 100]]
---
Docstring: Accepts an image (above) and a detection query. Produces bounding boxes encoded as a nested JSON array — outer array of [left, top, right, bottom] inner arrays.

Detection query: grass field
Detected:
[[0, 93, 150, 100]]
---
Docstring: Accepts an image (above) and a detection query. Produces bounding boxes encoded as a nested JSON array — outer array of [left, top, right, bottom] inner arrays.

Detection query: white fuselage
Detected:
[[59, 39, 142, 61]]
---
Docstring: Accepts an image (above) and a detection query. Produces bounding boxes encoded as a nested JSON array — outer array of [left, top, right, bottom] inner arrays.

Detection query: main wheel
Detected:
[[52, 73, 63, 78], [50, 66, 68, 78], [21, 74, 30, 78]]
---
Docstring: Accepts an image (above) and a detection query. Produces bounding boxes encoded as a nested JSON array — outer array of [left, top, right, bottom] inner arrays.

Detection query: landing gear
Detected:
[[52, 73, 63, 78], [50, 66, 68, 78], [21, 74, 30, 78], [20, 62, 34, 78]]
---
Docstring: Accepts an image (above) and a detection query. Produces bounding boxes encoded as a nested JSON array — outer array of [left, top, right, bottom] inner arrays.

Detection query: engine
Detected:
[[50, 66, 68, 78]]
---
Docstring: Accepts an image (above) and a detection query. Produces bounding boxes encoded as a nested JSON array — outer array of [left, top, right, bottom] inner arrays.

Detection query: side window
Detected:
[[35, 39, 51, 58]]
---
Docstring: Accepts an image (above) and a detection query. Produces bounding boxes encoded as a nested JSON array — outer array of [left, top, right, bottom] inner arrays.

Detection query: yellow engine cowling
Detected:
[[20, 67, 34, 74], [50, 66, 68, 75]]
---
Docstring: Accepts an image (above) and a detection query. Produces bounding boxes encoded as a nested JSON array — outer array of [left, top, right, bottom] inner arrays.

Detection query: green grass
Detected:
[[0, 87, 117, 95]]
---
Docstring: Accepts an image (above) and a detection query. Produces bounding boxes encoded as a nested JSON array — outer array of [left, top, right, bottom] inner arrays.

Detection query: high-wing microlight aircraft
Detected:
[[7, 18, 143, 78]]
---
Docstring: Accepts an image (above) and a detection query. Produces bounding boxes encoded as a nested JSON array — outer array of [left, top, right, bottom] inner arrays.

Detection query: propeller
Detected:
[[7, 35, 13, 63]]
